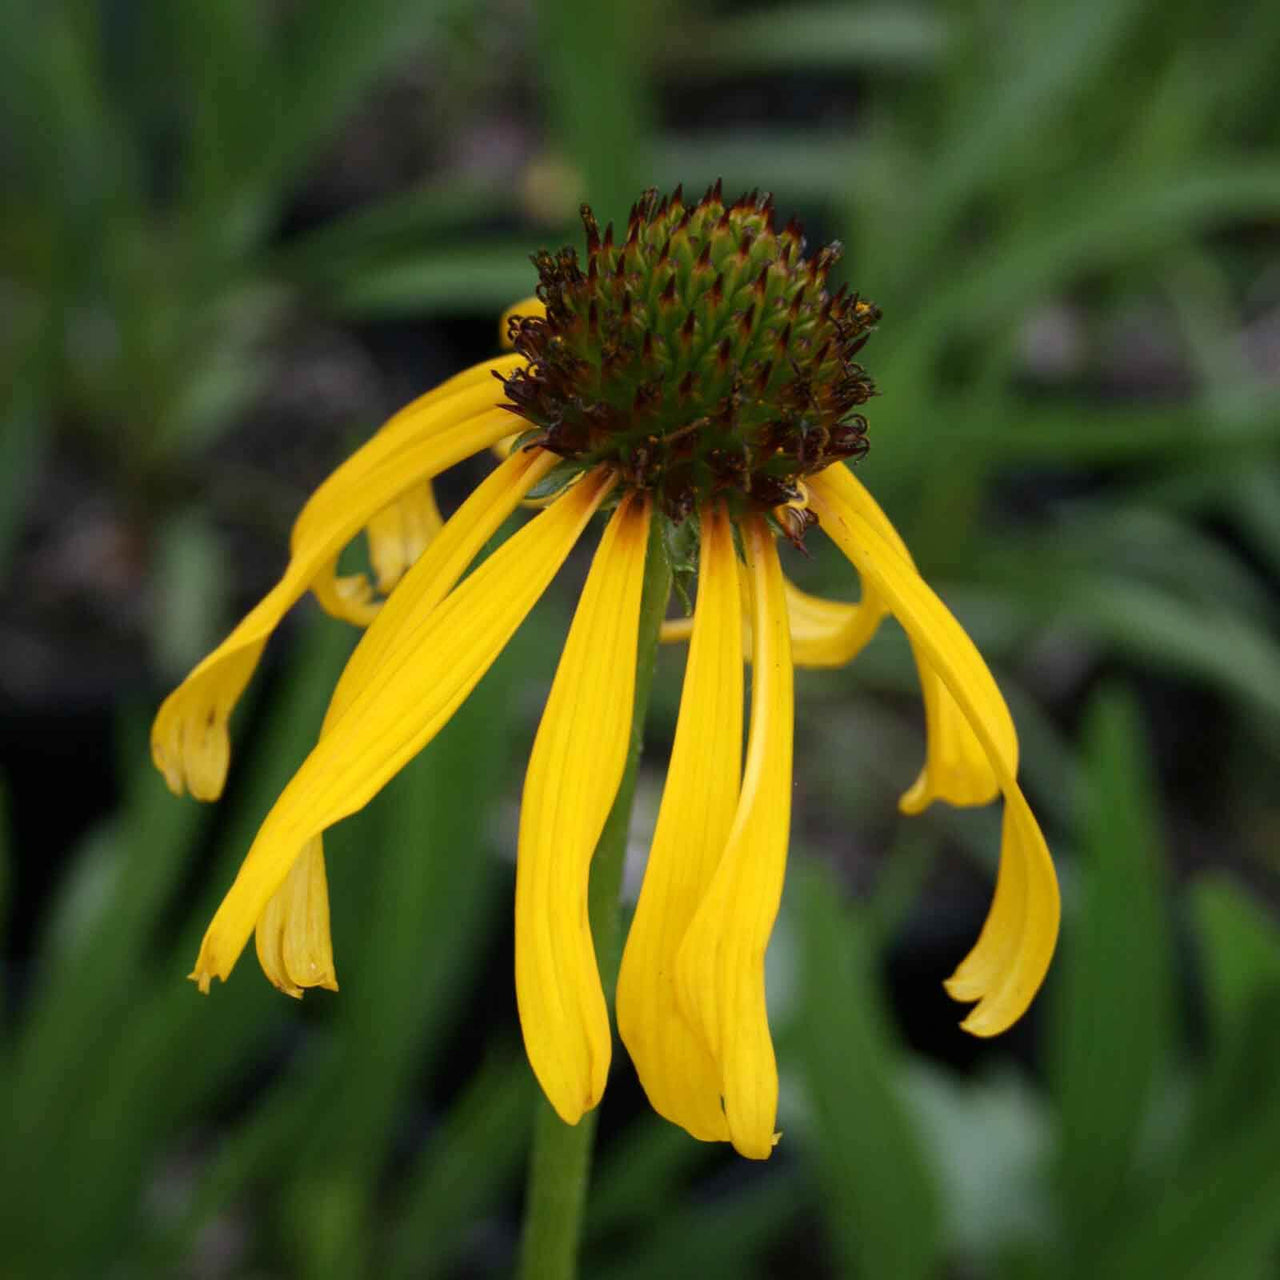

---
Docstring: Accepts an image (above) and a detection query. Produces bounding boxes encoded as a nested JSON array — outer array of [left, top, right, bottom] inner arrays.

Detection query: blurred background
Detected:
[[3, 0, 1279, 1275]]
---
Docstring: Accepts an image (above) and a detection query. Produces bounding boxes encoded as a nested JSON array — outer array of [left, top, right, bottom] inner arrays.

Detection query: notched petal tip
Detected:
[[151, 686, 238, 802], [254, 840, 341, 999], [190, 918, 246, 994]]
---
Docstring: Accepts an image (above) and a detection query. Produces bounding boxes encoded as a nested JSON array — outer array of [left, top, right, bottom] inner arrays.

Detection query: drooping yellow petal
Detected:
[[810, 463, 1002, 811], [516, 493, 652, 1125], [807, 466, 1059, 1037], [897, 646, 1002, 813], [190, 466, 614, 992], [309, 356, 525, 622], [618, 503, 740, 1143], [293, 364, 522, 560], [676, 516, 793, 1159], [249, 447, 559, 996], [660, 576, 884, 670], [254, 838, 338, 997], [151, 396, 517, 802], [301, 370, 520, 620]]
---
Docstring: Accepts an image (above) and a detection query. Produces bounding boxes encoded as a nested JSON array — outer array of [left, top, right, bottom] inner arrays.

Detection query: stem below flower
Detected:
[[516, 506, 672, 1280]]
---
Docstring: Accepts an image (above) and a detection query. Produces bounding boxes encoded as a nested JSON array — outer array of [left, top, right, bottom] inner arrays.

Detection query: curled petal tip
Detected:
[[151, 686, 236, 802]]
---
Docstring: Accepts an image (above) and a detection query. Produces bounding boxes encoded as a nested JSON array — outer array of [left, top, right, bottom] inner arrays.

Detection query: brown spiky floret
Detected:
[[500, 183, 881, 522]]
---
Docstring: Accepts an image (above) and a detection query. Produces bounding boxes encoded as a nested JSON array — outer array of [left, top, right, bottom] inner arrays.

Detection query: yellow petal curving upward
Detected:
[[807, 465, 1059, 1037], [618, 503, 741, 1143], [151, 384, 518, 802], [249, 447, 559, 995], [313, 480, 447, 626], [190, 465, 613, 993], [660, 576, 884, 670], [516, 493, 652, 1125], [778, 578, 885, 668], [253, 838, 338, 997], [676, 516, 793, 1159]]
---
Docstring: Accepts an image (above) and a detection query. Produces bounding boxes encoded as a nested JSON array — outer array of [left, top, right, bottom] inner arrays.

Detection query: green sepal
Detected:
[[524, 459, 589, 503], [661, 510, 700, 616]]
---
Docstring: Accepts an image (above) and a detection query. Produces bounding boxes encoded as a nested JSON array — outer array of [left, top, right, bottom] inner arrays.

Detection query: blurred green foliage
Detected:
[[2, 0, 1280, 1275]]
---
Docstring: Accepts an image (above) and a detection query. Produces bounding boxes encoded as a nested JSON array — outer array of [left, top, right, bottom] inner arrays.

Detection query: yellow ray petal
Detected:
[[190, 466, 614, 992], [516, 493, 652, 1125], [323, 447, 559, 731], [807, 466, 1059, 1038], [151, 400, 516, 801], [317, 478, 446, 625], [811, 464, 1002, 811], [365, 479, 444, 594], [301, 370, 519, 620], [617, 503, 740, 1143], [254, 838, 338, 997], [781, 578, 884, 668], [659, 577, 884, 669], [294, 364, 522, 559], [310, 355, 526, 619], [658, 613, 694, 644], [676, 516, 793, 1160], [250, 447, 558, 996], [897, 647, 1002, 813]]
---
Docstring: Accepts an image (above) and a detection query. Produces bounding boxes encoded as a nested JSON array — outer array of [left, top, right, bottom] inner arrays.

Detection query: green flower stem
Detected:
[[516, 508, 672, 1280]]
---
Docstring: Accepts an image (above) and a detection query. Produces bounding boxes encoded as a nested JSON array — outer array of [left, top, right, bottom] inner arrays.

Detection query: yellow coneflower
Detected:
[[153, 184, 1058, 1160]]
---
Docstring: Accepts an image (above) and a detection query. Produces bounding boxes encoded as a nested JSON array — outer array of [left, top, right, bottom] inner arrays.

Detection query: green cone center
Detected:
[[502, 183, 880, 522]]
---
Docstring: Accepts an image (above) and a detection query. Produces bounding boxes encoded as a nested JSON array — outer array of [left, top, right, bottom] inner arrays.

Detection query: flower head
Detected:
[[501, 183, 877, 519], [154, 185, 1059, 1159]]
